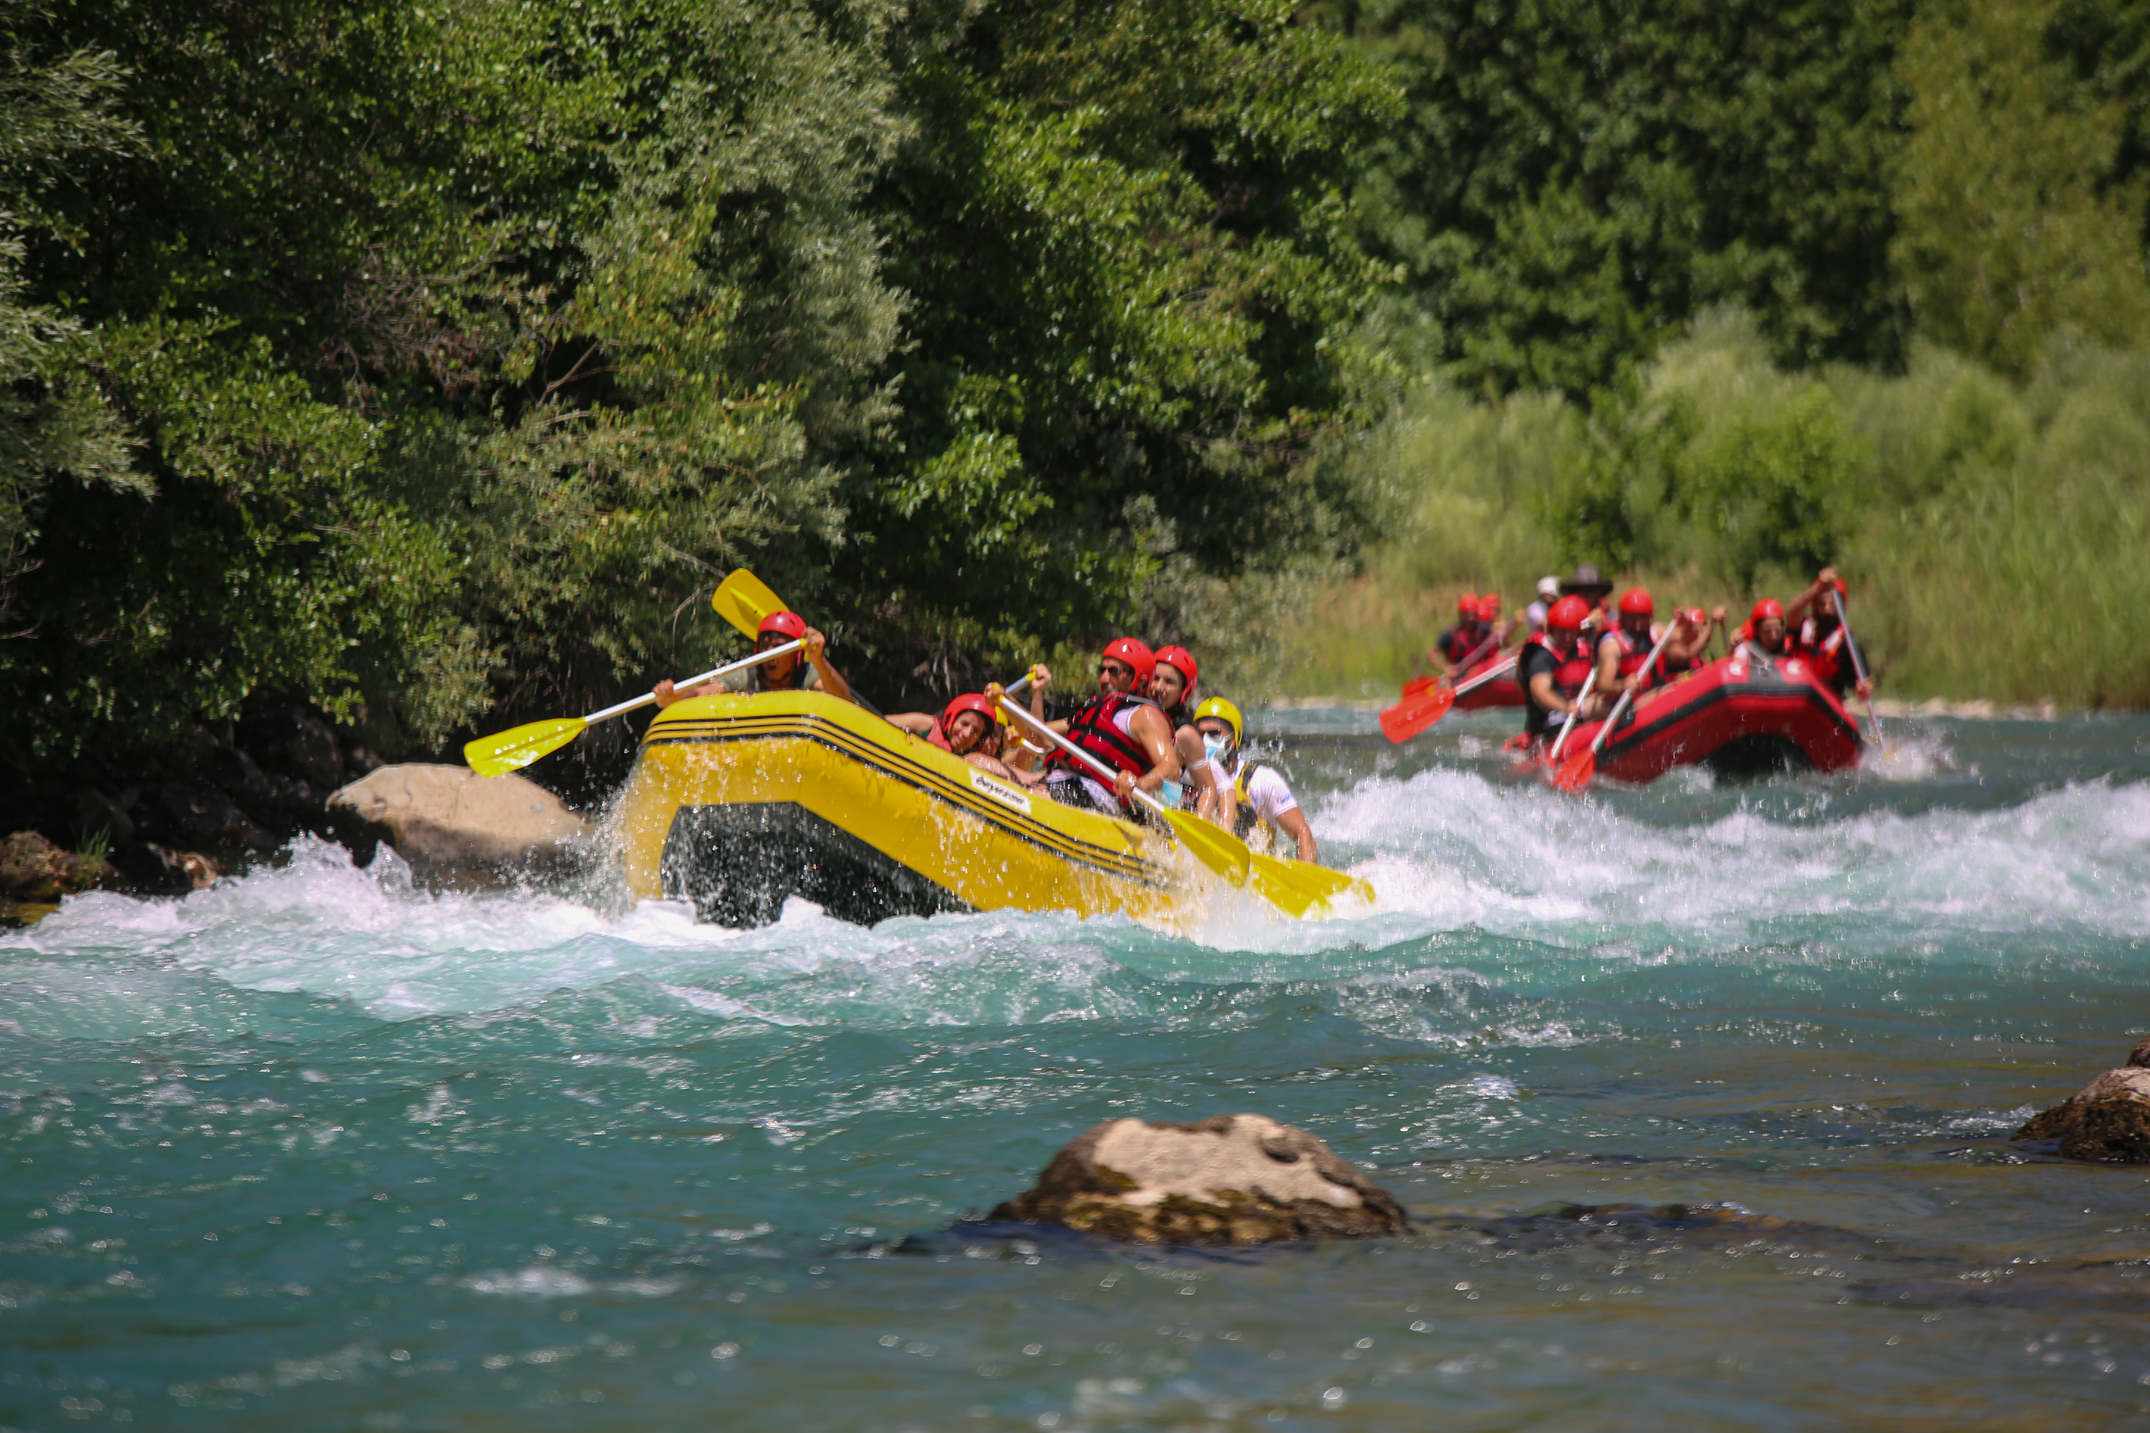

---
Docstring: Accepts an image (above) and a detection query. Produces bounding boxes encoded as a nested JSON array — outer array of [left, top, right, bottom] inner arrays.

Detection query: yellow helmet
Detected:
[[1192, 697, 1243, 748]]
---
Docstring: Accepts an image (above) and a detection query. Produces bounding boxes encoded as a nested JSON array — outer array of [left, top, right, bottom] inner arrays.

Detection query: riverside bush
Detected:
[[1276, 310, 2150, 708]]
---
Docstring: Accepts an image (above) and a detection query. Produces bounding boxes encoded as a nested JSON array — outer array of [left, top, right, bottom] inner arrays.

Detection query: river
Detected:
[[5, 708, 2149, 1430]]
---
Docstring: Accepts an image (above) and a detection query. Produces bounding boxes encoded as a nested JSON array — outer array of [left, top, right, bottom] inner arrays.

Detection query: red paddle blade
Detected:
[[1554, 746, 1597, 792], [1378, 684, 1456, 743], [1401, 674, 1438, 697]]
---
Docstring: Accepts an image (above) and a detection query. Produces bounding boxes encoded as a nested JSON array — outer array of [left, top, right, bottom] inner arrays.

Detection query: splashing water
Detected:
[[5, 712, 2150, 1431]]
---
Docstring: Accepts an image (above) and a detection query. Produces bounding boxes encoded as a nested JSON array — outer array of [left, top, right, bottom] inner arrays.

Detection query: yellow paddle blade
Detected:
[[1159, 807, 1252, 886], [711, 569, 789, 638], [463, 717, 588, 777], [1249, 852, 1374, 918]]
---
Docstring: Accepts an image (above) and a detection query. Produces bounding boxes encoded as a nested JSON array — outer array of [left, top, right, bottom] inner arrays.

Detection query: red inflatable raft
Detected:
[[1543, 654, 1863, 782], [1401, 654, 1524, 710]]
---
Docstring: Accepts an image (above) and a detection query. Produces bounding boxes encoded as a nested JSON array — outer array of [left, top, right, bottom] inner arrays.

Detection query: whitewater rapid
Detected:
[[6, 712, 2150, 1432]]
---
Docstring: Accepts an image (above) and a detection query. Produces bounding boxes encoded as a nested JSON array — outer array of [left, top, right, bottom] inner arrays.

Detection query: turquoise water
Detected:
[[6, 711, 2150, 1431]]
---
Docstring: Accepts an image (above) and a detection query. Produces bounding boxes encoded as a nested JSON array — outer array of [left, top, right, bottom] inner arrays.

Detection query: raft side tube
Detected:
[[617, 691, 1209, 928]]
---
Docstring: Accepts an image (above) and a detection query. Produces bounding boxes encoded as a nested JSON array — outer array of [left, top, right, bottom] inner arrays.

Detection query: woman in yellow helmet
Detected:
[[1189, 698, 1320, 865]]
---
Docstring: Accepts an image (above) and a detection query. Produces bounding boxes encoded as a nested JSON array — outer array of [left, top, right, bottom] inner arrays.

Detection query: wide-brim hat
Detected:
[[1559, 563, 1614, 598]]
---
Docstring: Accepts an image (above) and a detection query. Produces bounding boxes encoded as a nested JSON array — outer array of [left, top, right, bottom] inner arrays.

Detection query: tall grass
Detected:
[[1252, 310, 2150, 707]]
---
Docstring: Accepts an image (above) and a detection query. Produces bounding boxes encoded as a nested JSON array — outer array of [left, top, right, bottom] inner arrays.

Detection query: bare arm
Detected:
[[1784, 567, 1838, 626], [1273, 806, 1318, 865], [1527, 670, 1575, 716], [1595, 635, 1626, 695], [1110, 705, 1183, 802], [802, 627, 853, 704]]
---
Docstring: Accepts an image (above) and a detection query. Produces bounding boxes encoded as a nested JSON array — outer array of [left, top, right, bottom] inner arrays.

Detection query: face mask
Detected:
[[1203, 736, 1229, 762]]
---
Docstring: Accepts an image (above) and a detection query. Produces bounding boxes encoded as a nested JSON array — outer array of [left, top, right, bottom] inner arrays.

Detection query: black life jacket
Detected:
[[1048, 691, 1158, 782], [1438, 624, 1482, 664], [1521, 632, 1592, 738]]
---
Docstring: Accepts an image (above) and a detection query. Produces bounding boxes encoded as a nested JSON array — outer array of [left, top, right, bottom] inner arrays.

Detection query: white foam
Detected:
[[5, 768, 2147, 1036], [1309, 766, 2150, 948]]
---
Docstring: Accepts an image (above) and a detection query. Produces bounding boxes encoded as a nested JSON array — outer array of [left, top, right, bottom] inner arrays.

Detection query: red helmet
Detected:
[[1682, 607, 1706, 627], [1618, 587, 1654, 616], [1153, 644, 1197, 688], [758, 609, 807, 640], [1750, 598, 1785, 624], [1475, 594, 1502, 622], [1547, 595, 1590, 632], [1457, 592, 1479, 616], [940, 693, 997, 732], [1102, 636, 1155, 688]]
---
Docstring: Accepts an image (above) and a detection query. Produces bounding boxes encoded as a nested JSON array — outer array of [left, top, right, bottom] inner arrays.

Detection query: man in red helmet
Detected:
[[1592, 588, 1710, 698], [1518, 595, 1597, 745], [1732, 599, 1790, 665], [653, 609, 855, 707], [1786, 567, 1873, 701], [1475, 593, 1515, 646], [895, 667, 1052, 779], [1424, 594, 1486, 677], [1037, 637, 1181, 815]]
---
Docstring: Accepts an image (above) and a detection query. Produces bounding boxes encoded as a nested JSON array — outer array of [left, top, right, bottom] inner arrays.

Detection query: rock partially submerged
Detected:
[[328, 764, 590, 887], [2014, 1043, 2150, 1162], [989, 1114, 1409, 1245]]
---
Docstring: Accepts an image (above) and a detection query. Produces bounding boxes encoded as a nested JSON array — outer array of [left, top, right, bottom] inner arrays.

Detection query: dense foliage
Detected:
[[4, 0, 2150, 798], [0, 0, 1392, 775]]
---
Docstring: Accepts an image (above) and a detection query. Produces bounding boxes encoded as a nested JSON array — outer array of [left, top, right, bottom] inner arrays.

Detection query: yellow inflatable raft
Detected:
[[615, 690, 1341, 928]]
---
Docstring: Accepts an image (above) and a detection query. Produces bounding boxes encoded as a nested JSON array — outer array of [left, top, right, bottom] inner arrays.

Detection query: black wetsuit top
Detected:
[[1518, 640, 1564, 740]]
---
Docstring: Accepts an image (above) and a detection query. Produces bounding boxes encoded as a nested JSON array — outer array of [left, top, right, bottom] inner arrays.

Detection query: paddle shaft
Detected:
[[1443, 627, 1506, 685], [583, 639, 806, 724], [1547, 629, 1604, 761], [1584, 621, 1683, 759], [1831, 591, 1885, 741], [1453, 653, 1518, 696], [993, 692, 1173, 822]]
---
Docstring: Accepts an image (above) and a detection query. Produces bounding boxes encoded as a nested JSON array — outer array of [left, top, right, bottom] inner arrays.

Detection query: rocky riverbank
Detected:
[[0, 705, 403, 912]]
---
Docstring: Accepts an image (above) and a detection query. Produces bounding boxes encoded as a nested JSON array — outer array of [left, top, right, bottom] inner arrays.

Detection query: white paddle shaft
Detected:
[[994, 692, 1170, 820], [1452, 653, 1518, 695], [582, 639, 806, 724], [1547, 631, 1599, 761], [1831, 591, 1885, 741], [1585, 621, 1683, 758]]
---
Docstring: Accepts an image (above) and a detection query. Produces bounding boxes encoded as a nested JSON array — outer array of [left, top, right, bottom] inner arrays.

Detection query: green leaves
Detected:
[[1893, 0, 2150, 382], [848, 1, 1396, 692], [1335, 0, 1916, 394]]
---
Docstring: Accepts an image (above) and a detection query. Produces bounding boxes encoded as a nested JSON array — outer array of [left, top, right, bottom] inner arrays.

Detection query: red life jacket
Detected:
[[1603, 625, 1664, 687], [925, 721, 953, 751], [1522, 631, 1593, 740], [1438, 624, 1482, 664], [1048, 691, 1158, 781], [1796, 619, 1847, 685], [1536, 633, 1594, 694]]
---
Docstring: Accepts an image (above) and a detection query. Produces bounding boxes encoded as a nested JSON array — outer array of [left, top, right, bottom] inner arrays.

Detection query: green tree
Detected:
[[1892, 0, 2150, 381], [847, 0, 1400, 697], [5, 0, 910, 757], [1324, 0, 1916, 397], [0, 30, 139, 636]]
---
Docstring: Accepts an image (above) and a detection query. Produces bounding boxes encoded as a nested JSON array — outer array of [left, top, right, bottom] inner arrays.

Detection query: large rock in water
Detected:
[[989, 1114, 1409, 1245], [2015, 1042, 2150, 1162], [328, 765, 590, 886]]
